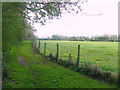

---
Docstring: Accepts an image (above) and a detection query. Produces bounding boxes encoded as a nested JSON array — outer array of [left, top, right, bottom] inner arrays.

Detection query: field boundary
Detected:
[[31, 40, 119, 85]]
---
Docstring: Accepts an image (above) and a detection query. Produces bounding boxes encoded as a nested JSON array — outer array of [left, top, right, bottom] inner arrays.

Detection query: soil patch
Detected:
[[18, 56, 28, 67]]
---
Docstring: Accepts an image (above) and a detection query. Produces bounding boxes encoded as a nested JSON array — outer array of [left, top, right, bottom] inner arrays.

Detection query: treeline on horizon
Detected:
[[38, 34, 119, 42]]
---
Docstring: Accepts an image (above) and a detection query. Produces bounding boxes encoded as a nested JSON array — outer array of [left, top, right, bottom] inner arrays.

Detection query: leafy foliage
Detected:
[[2, 0, 88, 52], [25, 0, 86, 25], [2, 2, 28, 52]]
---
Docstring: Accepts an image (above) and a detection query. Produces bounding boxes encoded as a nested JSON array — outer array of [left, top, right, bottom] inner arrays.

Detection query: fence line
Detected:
[[35, 41, 81, 67], [32, 40, 118, 84]]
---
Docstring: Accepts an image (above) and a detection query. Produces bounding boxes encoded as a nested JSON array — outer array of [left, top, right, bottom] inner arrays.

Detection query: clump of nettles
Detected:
[[74, 63, 118, 84]]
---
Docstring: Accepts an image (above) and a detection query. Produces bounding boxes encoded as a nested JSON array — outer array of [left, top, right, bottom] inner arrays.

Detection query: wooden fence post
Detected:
[[34, 42, 36, 49], [56, 43, 59, 61], [49, 53, 52, 59], [44, 42, 46, 55], [34, 42, 37, 48], [38, 40, 40, 53], [38, 40, 40, 49], [68, 54, 72, 62], [36, 40, 40, 53], [77, 44, 80, 67]]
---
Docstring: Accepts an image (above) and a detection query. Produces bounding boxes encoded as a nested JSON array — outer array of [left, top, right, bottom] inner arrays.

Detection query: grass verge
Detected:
[[3, 41, 118, 88]]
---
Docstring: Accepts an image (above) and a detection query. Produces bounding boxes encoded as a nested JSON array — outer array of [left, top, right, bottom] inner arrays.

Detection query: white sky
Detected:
[[34, 0, 119, 38]]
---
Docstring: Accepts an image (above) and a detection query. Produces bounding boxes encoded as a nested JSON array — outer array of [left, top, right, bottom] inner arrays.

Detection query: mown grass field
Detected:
[[39, 40, 118, 73], [3, 41, 118, 88]]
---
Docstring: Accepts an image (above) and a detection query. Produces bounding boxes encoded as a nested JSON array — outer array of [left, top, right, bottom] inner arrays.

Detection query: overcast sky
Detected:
[[34, 0, 119, 38]]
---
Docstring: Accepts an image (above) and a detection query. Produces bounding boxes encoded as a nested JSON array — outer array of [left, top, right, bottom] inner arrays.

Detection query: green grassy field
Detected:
[[38, 40, 118, 73], [3, 41, 118, 88]]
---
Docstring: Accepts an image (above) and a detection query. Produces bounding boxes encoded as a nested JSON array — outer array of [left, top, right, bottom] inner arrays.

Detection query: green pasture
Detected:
[[39, 40, 118, 73], [3, 41, 117, 88]]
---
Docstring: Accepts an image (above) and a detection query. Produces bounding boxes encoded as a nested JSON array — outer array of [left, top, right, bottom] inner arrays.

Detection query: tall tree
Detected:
[[2, 0, 87, 53], [2, 2, 27, 52], [25, 0, 87, 25]]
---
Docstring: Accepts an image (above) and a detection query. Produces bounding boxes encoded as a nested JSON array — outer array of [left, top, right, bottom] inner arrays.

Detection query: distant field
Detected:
[[38, 40, 118, 73]]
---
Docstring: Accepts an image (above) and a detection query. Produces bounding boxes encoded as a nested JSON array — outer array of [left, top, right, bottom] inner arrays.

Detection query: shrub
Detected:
[[80, 63, 91, 75], [109, 73, 118, 84], [90, 65, 102, 78]]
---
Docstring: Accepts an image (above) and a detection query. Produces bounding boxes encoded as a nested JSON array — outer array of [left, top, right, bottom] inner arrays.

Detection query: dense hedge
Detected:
[[2, 2, 30, 52]]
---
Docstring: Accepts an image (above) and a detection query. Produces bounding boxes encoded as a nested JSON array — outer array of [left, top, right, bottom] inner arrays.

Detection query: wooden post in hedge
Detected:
[[44, 42, 46, 55], [77, 44, 80, 67], [56, 43, 59, 61], [49, 53, 52, 59]]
